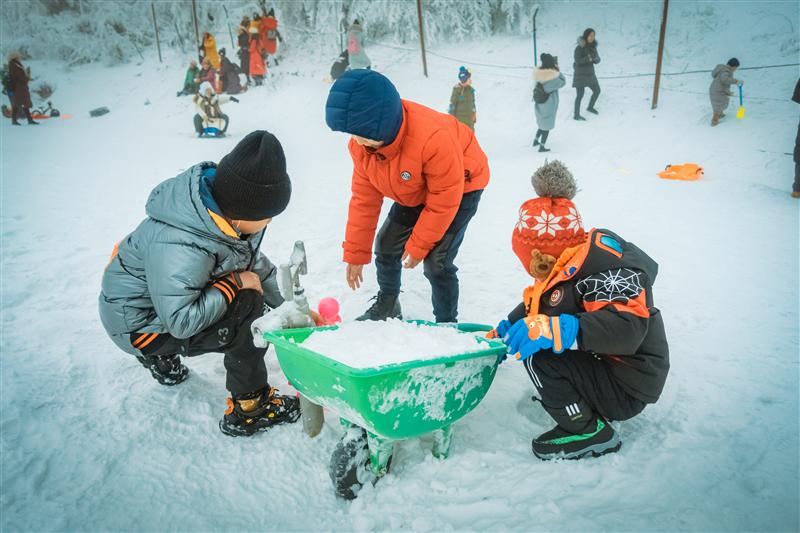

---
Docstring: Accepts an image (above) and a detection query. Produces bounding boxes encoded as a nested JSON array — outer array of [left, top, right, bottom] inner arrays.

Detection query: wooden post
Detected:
[[416, 0, 428, 77], [191, 0, 201, 61], [151, 3, 162, 63], [532, 7, 539, 66], [651, 0, 669, 109]]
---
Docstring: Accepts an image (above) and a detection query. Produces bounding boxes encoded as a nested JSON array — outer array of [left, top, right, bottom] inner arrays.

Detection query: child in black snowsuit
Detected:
[[491, 160, 669, 460]]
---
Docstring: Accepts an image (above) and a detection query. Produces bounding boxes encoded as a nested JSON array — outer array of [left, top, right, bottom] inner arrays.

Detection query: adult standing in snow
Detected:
[[709, 58, 742, 126], [7, 52, 37, 126], [792, 78, 800, 198], [193, 81, 237, 136], [533, 53, 566, 152], [98, 131, 301, 437], [259, 8, 282, 67], [202, 31, 221, 70], [346, 20, 371, 71], [572, 28, 600, 121], [249, 28, 266, 86], [325, 70, 490, 323], [448, 66, 476, 130], [218, 49, 243, 95], [237, 21, 251, 85]]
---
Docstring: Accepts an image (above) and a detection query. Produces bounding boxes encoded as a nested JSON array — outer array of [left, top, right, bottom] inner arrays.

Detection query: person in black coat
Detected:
[[572, 28, 601, 121], [218, 48, 243, 95], [237, 19, 251, 85], [7, 52, 37, 125], [792, 78, 800, 198]]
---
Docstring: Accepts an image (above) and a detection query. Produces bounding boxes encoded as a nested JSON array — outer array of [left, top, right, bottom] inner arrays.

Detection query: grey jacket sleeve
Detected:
[[719, 69, 733, 89], [145, 241, 229, 339], [253, 252, 284, 309]]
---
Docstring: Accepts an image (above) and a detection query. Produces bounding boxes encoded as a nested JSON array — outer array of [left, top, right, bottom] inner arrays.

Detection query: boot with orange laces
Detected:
[[220, 386, 301, 437]]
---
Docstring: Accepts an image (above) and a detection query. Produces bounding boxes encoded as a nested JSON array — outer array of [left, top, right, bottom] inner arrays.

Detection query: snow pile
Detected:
[[300, 320, 485, 368]]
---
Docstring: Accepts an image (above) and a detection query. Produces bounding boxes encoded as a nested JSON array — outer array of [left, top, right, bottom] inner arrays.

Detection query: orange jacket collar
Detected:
[[523, 229, 595, 316]]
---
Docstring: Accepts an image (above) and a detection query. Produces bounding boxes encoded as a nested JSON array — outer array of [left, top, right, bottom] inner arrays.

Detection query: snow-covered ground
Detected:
[[2, 2, 799, 531]]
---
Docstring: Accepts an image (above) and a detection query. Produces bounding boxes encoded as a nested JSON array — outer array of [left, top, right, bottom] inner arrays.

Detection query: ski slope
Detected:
[[1, 2, 798, 531]]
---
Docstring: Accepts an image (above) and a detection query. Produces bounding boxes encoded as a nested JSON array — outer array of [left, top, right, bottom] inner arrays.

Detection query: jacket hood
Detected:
[[534, 68, 560, 82], [712, 64, 731, 78], [145, 163, 240, 243], [325, 69, 403, 145]]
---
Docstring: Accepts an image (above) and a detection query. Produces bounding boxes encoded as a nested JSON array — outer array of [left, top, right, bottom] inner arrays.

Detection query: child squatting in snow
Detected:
[[98, 131, 303, 437], [490, 160, 670, 460]]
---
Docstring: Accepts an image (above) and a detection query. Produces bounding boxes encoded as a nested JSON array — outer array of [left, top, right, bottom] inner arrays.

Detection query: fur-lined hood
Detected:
[[534, 68, 560, 83]]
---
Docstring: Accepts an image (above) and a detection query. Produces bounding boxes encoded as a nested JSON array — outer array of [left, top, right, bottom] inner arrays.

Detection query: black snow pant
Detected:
[[194, 113, 229, 135], [574, 82, 600, 116], [374, 190, 482, 323], [794, 118, 800, 193], [523, 349, 645, 433], [130, 290, 268, 396], [534, 129, 550, 145], [238, 47, 251, 82]]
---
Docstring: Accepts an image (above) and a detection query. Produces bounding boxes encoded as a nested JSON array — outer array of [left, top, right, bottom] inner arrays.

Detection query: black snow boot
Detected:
[[587, 107, 599, 115], [538, 145, 551, 153], [330, 425, 392, 499], [136, 353, 189, 386], [574, 114, 586, 121], [532, 417, 620, 460], [356, 292, 402, 321], [219, 386, 301, 437]]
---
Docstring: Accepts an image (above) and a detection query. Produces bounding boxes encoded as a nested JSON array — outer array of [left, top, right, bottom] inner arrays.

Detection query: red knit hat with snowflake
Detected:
[[512, 160, 586, 271]]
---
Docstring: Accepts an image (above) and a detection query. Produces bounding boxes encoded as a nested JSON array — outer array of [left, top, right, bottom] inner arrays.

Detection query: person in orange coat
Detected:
[[325, 70, 490, 322], [202, 32, 221, 70], [248, 29, 266, 85], [258, 8, 282, 66]]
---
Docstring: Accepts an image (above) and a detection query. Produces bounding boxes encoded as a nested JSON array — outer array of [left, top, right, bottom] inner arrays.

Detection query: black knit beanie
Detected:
[[727, 57, 740, 67], [214, 131, 291, 221]]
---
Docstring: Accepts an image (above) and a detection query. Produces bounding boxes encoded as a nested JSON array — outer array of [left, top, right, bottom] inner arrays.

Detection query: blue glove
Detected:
[[505, 314, 580, 361], [496, 319, 512, 338]]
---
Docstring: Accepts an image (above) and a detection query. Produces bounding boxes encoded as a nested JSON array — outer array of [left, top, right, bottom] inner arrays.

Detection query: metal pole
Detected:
[[191, 0, 201, 62], [533, 7, 539, 66], [651, 0, 669, 109], [223, 5, 235, 48], [416, 0, 428, 77], [151, 3, 162, 63]]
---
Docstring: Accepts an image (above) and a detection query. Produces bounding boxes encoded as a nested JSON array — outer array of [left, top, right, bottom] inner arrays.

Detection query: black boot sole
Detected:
[[218, 408, 301, 437], [533, 435, 621, 461]]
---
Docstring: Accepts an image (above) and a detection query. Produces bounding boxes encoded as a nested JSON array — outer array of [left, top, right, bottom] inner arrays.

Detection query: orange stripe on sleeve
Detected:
[[551, 316, 562, 352], [137, 333, 159, 350], [214, 283, 234, 303]]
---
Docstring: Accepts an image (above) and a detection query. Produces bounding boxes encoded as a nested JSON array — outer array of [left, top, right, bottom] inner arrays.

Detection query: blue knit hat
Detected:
[[325, 69, 403, 145], [458, 66, 471, 83]]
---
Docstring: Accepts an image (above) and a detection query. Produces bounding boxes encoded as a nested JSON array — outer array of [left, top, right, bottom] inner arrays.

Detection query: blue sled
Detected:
[[201, 127, 225, 137]]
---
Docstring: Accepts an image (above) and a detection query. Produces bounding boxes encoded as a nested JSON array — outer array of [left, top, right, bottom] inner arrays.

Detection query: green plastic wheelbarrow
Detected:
[[263, 321, 506, 498]]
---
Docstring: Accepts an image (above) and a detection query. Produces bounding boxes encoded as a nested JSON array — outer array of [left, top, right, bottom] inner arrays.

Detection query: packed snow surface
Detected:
[[1, 1, 798, 531], [300, 320, 485, 368]]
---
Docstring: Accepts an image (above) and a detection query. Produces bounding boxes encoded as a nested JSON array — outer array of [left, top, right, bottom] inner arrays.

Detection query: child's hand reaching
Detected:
[[238, 271, 263, 294], [505, 314, 579, 361]]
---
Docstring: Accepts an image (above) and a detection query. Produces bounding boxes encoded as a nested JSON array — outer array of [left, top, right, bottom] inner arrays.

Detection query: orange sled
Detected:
[[658, 163, 703, 181]]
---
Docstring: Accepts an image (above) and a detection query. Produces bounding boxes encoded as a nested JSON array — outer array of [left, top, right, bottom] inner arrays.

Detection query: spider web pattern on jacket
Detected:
[[576, 268, 644, 302]]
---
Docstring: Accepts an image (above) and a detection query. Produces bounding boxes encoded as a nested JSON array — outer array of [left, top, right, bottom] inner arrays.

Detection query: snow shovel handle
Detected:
[[738, 85, 743, 106]]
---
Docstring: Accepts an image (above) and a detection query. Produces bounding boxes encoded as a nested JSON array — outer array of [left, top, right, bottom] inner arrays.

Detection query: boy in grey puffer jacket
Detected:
[[98, 131, 301, 437], [709, 58, 742, 126]]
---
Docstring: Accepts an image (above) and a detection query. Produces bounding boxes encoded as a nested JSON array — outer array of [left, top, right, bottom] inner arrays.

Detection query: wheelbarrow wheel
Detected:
[[329, 426, 392, 500]]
